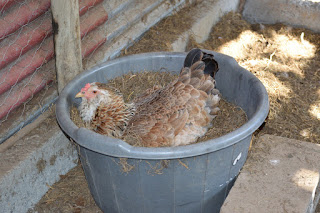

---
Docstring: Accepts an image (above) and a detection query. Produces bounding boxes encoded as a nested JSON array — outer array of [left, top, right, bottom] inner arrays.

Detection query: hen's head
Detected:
[[75, 82, 115, 122], [75, 83, 112, 103]]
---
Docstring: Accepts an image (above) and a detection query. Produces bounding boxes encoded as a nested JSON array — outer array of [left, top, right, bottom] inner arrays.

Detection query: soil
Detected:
[[31, 7, 320, 213]]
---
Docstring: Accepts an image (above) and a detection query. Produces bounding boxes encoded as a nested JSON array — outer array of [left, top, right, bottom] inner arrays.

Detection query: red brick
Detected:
[[0, 0, 23, 12], [79, 0, 103, 16], [0, 73, 53, 120], [80, 3, 108, 38], [0, 0, 51, 40], [0, 38, 54, 94], [0, 15, 52, 70], [82, 28, 107, 58], [0, 0, 107, 70]]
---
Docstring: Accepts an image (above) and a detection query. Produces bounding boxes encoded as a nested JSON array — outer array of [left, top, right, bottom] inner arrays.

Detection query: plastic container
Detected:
[[56, 51, 269, 213]]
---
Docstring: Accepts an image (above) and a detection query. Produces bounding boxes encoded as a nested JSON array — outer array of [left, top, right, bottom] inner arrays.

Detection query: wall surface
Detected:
[[0, 113, 78, 213], [243, 0, 320, 32]]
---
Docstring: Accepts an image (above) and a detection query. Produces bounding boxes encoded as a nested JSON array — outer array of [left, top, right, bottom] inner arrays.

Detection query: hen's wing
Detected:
[[125, 49, 220, 147], [132, 85, 163, 103], [90, 90, 135, 138]]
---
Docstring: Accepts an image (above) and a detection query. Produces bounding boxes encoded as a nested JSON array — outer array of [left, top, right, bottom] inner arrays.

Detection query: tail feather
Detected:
[[190, 62, 205, 79], [198, 80, 215, 94], [183, 48, 203, 68], [183, 48, 219, 78], [202, 53, 219, 78], [178, 48, 220, 96]]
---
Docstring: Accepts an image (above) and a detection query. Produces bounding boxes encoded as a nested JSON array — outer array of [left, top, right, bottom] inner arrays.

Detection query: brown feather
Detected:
[[78, 49, 220, 147]]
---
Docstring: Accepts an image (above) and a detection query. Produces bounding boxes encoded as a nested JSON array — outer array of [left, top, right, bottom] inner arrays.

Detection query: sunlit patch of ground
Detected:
[[189, 12, 320, 143]]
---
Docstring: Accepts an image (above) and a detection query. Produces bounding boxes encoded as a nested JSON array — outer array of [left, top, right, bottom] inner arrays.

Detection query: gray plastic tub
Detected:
[[56, 51, 269, 213]]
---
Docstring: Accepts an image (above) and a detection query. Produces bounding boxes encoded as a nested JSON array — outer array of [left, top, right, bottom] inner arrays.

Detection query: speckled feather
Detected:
[[77, 49, 220, 147]]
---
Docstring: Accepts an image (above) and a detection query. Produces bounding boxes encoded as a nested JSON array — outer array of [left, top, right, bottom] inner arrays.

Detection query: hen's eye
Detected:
[[93, 90, 97, 94]]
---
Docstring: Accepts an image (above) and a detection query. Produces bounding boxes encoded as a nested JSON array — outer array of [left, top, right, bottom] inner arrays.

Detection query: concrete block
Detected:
[[106, 0, 163, 42], [0, 113, 78, 213], [171, 32, 189, 52], [103, 0, 134, 20], [242, 0, 320, 33], [171, 0, 240, 51], [221, 134, 320, 213], [191, 0, 240, 43]]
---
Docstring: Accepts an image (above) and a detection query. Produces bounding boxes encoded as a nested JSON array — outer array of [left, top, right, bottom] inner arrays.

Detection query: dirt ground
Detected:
[[31, 5, 320, 213]]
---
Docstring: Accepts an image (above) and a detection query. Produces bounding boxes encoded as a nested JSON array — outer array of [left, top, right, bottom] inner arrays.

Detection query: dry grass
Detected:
[[30, 164, 102, 213], [197, 99, 247, 142], [123, 0, 204, 55]]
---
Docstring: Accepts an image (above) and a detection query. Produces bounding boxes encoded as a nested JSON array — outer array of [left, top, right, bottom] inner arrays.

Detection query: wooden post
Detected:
[[51, 0, 83, 93]]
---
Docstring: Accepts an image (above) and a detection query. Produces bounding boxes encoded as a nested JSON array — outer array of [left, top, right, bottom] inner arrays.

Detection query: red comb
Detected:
[[81, 83, 91, 92]]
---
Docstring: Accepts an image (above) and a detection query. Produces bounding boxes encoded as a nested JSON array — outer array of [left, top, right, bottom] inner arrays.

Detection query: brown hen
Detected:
[[75, 49, 220, 147]]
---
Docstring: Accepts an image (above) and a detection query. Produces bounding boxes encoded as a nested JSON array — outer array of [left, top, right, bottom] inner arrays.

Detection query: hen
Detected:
[[75, 49, 220, 147]]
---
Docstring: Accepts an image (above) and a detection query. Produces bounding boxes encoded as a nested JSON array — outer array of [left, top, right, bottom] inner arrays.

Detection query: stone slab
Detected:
[[0, 111, 78, 213], [221, 134, 320, 213], [242, 0, 320, 33], [171, 0, 240, 51]]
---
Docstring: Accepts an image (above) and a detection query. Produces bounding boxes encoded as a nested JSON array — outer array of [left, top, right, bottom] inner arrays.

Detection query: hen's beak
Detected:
[[75, 92, 84, 98]]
